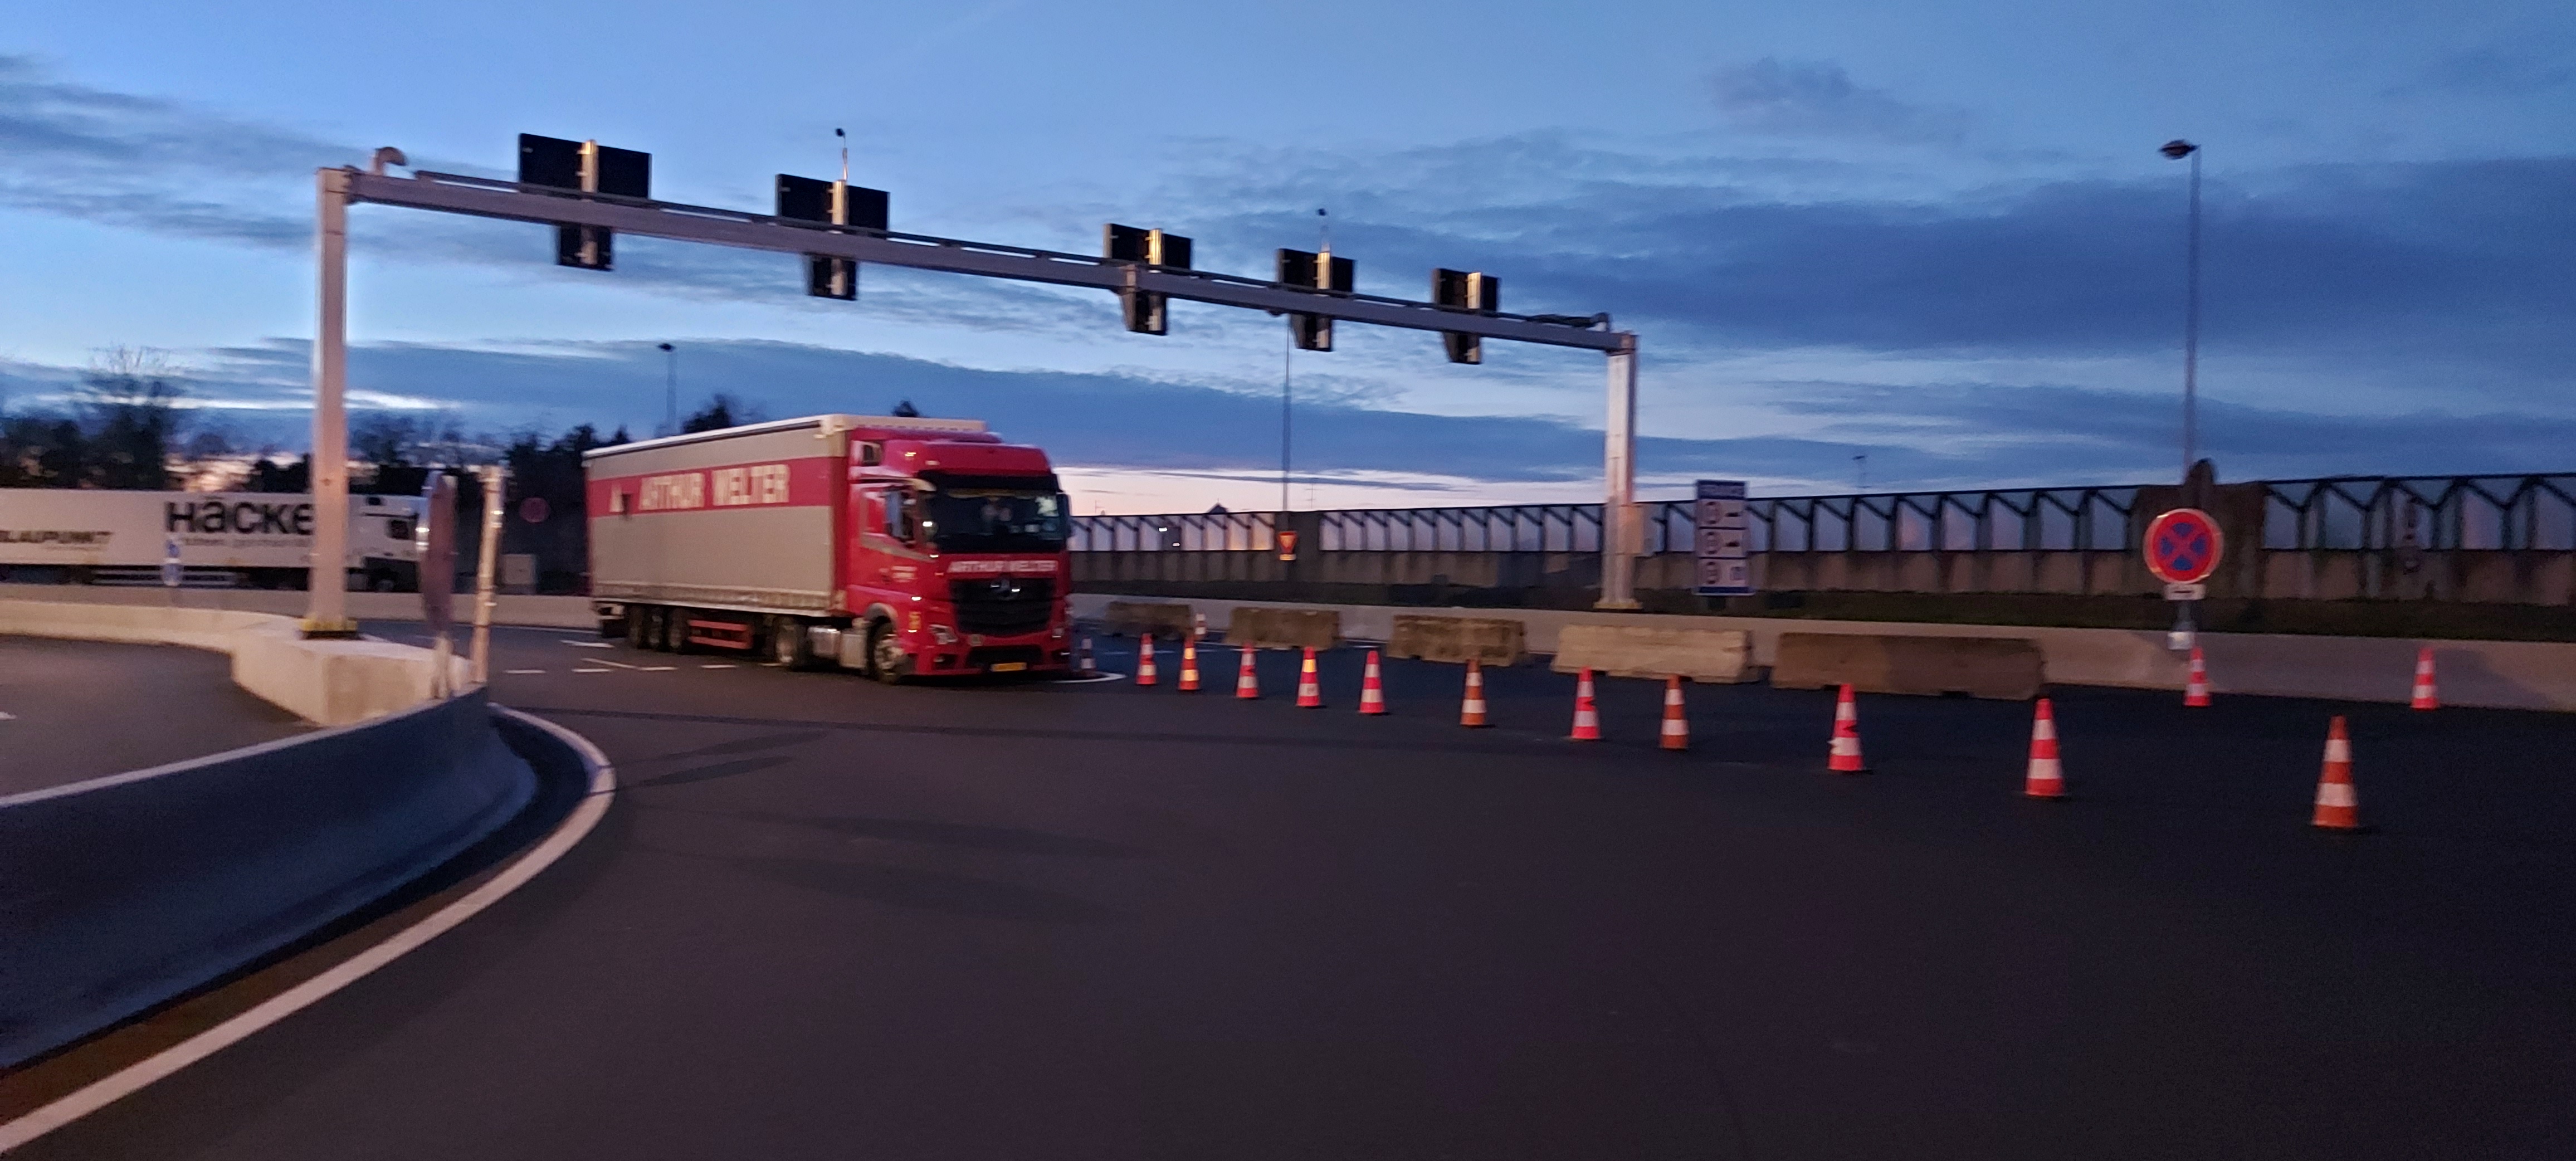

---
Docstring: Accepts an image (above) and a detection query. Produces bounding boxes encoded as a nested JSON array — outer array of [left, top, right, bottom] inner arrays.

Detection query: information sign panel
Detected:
[[1693, 480, 1754, 597]]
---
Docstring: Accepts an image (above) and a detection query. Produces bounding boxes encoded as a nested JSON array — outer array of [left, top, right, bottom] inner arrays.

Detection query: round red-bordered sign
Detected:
[[2144, 508, 2223, 584], [519, 496, 550, 524]]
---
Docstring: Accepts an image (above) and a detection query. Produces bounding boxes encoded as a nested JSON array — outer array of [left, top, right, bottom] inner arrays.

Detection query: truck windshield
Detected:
[[920, 489, 1069, 553]]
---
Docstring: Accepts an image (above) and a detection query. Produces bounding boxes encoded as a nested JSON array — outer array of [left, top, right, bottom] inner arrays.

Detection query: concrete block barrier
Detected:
[[1387, 614, 1528, 666], [1070, 593, 2576, 709], [1549, 623, 1753, 682], [1773, 632, 2046, 700], [0, 583, 598, 629], [0, 598, 459, 726], [1227, 607, 1342, 650], [1100, 600, 1196, 640], [0, 690, 536, 1067]]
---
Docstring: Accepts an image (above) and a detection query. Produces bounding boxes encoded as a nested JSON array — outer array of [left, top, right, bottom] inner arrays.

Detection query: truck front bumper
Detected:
[[912, 637, 1071, 676]]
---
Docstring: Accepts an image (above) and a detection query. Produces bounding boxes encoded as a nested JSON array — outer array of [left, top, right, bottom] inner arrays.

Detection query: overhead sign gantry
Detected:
[[299, 139, 1645, 634]]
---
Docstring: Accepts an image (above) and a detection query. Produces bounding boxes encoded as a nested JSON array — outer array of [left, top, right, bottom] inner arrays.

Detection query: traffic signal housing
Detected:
[[1276, 248, 1354, 351], [777, 174, 890, 300], [1432, 269, 1501, 364], [519, 134, 650, 271], [1104, 223, 1193, 334]]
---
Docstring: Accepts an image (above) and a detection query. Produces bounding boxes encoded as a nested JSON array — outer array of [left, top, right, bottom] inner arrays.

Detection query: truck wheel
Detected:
[[664, 608, 693, 653], [770, 617, 811, 669], [867, 620, 907, 685], [625, 607, 650, 647]]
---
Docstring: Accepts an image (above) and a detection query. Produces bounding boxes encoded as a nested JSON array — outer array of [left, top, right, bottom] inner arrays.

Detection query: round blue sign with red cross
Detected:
[[2144, 508, 2223, 584]]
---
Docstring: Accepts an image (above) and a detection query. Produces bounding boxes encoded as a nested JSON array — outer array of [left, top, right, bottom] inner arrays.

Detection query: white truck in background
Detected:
[[0, 490, 428, 591]]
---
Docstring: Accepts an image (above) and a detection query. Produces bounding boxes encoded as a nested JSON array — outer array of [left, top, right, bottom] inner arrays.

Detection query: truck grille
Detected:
[[949, 577, 1054, 636]]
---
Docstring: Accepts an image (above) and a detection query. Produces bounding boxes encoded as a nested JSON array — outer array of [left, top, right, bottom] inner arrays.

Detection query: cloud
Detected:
[[13, 340, 2564, 504], [1708, 58, 1968, 144], [2386, 45, 2576, 97]]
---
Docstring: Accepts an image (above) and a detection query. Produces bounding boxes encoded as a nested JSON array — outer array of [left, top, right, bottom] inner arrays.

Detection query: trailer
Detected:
[[0, 490, 426, 590], [585, 414, 1074, 680]]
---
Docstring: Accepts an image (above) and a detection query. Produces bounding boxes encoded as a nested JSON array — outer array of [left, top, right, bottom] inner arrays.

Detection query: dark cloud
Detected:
[[27, 339, 2551, 498], [1709, 57, 1968, 144]]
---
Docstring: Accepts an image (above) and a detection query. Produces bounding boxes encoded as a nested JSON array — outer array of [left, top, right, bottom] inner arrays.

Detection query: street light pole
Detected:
[[2162, 139, 2202, 482]]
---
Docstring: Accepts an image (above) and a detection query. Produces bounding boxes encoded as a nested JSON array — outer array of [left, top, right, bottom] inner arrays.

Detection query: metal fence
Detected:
[[1072, 510, 1277, 553], [1071, 474, 2576, 555]]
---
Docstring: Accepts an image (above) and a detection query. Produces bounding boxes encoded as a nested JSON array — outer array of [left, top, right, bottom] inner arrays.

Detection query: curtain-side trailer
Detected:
[[585, 414, 1074, 680]]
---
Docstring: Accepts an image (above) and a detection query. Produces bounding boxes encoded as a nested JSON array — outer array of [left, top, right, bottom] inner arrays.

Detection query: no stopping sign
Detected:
[[2144, 508, 2223, 585]]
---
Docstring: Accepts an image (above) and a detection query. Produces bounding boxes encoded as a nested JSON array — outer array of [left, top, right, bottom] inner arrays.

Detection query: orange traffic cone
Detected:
[[2023, 697, 2065, 799], [1177, 637, 1201, 691], [2184, 646, 2212, 708], [1358, 650, 1387, 715], [2410, 647, 2438, 711], [1296, 647, 1324, 708], [2312, 716, 2361, 831], [1136, 634, 1158, 687], [1828, 683, 1867, 773], [1658, 675, 1689, 752], [1235, 647, 1260, 699], [1568, 668, 1602, 741], [1460, 658, 1490, 727]]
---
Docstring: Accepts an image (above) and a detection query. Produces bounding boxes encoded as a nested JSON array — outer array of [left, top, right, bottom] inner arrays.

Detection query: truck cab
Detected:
[[845, 427, 1071, 679]]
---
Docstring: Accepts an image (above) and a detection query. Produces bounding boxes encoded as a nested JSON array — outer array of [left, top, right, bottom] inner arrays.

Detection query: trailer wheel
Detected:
[[769, 617, 811, 669], [867, 619, 908, 685], [625, 606, 651, 648], [663, 607, 694, 653]]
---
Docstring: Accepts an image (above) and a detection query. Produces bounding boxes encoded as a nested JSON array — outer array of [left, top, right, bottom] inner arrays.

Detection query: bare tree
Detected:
[[76, 347, 187, 490]]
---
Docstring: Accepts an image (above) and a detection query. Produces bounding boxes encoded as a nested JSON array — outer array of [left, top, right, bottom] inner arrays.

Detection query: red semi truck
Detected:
[[584, 414, 1074, 680]]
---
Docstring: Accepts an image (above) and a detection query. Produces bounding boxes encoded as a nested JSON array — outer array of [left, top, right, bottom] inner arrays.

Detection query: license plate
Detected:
[[989, 662, 1028, 672]]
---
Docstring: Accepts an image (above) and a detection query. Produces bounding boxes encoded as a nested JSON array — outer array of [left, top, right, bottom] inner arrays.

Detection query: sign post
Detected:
[[161, 534, 183, 603], [1692, 480, 1754, 598], [2144, 507, 2223, 651]]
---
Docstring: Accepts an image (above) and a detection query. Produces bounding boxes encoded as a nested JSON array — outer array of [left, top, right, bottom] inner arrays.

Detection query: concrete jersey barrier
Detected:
[[0, 598, 457, 726], [1772, 632, 2046, 700], [1550, 623, 1752, 682], [0, 583, 598, 629], [1070, 593, 2576, 710], [0, 690, 535, 1067], [1226, 607, 1341, 651], [1100, 600, 1195, 640], [1387, 614, 1528, 666]]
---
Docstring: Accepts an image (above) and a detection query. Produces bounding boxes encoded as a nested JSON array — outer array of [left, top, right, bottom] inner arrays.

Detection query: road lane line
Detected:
[[503, 669, 547, 675], [593, 659, 640, 670], [572, 668, 612, 674], [560, 641, 613, 649], [0, 709, 617, 1152], [699, 664, 735, 670], [640, 666, 677, 672]]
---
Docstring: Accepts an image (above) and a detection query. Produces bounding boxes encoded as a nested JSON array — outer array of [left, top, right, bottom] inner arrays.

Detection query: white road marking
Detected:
[[0, 711, 15, 721], [699, 664, 735, 670], [640, 666, 677, 672], [560, 640, 613, 649], [0, 709, 617, 1152], [503, 669, 547, 675], [572, 668, 612, 674], [593, 659, 640, 670]]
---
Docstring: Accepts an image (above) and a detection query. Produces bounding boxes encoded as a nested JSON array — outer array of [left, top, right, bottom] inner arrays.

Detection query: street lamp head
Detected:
[[2160, 139, 2199, 160]]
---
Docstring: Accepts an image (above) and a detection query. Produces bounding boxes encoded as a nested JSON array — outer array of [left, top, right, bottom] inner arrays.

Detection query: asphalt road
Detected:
[[23, 626, 2576, 1159], [0, 636, 307, 797]]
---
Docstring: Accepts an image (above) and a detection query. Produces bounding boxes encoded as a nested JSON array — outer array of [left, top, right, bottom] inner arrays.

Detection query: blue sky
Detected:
[[3, 1, 2571, 511]]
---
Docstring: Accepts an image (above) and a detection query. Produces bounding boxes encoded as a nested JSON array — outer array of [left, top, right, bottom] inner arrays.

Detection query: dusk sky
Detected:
[[4, 1, 2570, 512]]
